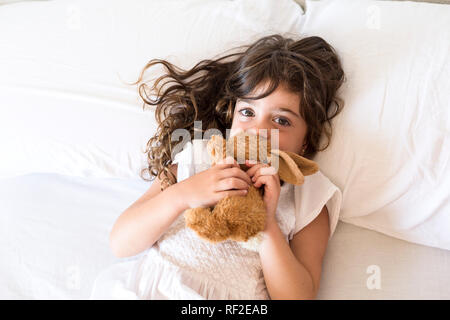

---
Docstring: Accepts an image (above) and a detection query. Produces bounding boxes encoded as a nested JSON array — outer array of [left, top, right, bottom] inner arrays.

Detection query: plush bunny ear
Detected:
[[270, 149, 319, 185], [284, 151, 319, 176], [207, 135, 226, 165]]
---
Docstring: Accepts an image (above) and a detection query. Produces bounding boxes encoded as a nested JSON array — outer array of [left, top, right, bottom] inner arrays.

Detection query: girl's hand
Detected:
[[179, 156, 252, 209], [245, 160, 281, 228]]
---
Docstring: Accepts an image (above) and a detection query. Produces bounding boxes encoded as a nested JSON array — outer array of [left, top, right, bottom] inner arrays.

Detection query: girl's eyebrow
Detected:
[[239, 98, 300, 118], [277, 107, 301, 119]]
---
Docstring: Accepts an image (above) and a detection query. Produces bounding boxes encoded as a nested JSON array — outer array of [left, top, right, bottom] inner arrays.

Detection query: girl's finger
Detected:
[[215, 177, 249, 192], [253, 174, 277, 189], [245, 162, 269, 178], [220, 166, 252, 186], [216, 156, 239, 169], [251, 166, 278, 182], [216, 189, 248, 200], [245, 159, 258, 166]]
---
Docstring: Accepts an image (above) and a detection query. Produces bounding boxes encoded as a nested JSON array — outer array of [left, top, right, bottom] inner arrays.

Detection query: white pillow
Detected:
[[300, 0, 450, 250], [0, 0, 304, 179]]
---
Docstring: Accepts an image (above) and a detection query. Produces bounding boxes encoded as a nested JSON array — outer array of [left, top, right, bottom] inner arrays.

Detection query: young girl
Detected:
[[90, 34, 345, 300]]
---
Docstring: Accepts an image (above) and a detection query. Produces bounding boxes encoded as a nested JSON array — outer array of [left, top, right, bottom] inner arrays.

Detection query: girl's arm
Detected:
[[109, 164, 187, 258], [110, 157, 252, 258], [259, 205, 330, 299]]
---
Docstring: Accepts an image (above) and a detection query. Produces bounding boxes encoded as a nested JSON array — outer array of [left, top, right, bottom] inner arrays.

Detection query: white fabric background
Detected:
[[301, 0, 450, 250]]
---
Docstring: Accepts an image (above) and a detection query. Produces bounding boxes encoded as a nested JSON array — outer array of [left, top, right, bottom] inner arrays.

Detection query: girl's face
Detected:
[[230, 81, 308, 155]]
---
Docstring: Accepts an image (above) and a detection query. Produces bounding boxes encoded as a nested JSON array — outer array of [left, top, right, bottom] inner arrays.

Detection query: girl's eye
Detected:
[[238, 108, 291, 127], [275, 117, 291, 127], [239, 108, 254, 117]]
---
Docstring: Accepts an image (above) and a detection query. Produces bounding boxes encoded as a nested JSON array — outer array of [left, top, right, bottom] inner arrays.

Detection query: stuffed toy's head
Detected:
[[183, 131, 319, 251]]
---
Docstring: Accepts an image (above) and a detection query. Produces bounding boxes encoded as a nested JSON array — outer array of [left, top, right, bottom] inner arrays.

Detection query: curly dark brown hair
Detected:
[[132, 34, 345, 190]]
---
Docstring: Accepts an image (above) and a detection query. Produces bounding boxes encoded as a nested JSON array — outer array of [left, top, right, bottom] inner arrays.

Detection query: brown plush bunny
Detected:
[[183, 131, 319, 251]]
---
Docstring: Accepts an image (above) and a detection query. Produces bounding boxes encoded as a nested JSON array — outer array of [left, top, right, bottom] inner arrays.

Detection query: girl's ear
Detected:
[[271, 150, 319, 185]]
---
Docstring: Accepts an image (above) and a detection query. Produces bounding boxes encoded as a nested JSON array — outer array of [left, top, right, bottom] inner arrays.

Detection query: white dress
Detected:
[[90, 139, 342, 300]]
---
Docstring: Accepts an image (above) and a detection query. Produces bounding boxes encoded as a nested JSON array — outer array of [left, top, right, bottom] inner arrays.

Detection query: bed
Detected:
[[1, 0, 449, 300], [1, 173, 449, 299]]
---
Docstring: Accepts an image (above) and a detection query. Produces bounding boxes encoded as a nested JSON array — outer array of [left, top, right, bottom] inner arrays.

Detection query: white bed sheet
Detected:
[[0, 173, 449, 299], [0, 173, 149, 299]]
